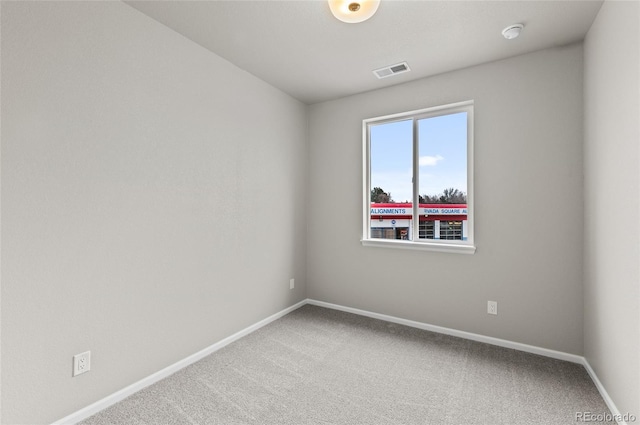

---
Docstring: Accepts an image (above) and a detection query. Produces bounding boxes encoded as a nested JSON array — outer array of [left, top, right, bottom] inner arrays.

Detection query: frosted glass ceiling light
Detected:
[[328, 0, 380, 23]]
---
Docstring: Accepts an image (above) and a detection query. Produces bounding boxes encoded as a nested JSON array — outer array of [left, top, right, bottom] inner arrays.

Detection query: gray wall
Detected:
[[1, 2, 308, 423], [308, 45, 585, 355], [584, 0, 640, 418]]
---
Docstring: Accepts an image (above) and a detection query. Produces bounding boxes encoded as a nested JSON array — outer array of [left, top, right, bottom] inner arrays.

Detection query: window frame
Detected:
[[362, 100, 475, 254]]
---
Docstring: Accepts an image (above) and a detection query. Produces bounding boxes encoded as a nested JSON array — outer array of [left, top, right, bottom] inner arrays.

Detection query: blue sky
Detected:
[[370, 112, 467, 203]]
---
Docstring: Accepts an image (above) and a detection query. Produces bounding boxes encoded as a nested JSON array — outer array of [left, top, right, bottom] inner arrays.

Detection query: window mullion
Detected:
[[412, 118, 419, 241]]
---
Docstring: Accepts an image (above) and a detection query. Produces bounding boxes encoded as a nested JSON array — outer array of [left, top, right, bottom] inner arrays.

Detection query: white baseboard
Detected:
[[307, 299, 583, 363], [307, 298, 628, 425], [53, 297, 628, 425], [581, 359, 630, 425], [52, 299, 307, 425]]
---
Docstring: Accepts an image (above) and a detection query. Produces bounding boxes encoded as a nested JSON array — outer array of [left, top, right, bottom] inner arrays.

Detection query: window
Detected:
[[362, 101, 475, 254]]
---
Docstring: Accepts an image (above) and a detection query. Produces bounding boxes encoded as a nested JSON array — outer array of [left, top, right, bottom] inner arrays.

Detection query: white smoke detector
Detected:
[[502, 24, 524, 40]]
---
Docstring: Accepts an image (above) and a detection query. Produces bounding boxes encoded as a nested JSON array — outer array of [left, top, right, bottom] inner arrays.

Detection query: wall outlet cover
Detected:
[[73, 351, 91, 376]]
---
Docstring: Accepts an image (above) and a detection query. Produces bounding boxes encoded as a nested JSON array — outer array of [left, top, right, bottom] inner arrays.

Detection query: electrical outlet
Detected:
[[487, 301, 498, 315], [73, 351, 91, 376], [289, 278, 295, 290]]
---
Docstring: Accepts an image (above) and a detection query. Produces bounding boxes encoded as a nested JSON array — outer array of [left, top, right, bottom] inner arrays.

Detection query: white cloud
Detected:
[[419, 155, 444, 167]]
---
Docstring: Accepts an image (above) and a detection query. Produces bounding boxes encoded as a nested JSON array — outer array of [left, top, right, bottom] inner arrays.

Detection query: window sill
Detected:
[[361, 238, 476, 254]]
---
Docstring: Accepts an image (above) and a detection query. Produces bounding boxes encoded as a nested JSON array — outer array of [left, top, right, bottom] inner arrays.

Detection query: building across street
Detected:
[[370, 203, 468, 241]]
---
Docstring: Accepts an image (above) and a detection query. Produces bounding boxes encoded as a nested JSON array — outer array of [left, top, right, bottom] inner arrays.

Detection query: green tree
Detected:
[[419, 188, 466, 204], [371, 187, 393, 203]]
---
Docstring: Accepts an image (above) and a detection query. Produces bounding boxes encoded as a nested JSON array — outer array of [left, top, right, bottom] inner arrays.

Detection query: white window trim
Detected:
[[362, 100, 475, 254], [361, 238, 476, 254]]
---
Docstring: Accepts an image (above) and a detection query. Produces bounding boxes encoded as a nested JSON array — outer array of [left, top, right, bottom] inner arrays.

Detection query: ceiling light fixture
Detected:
[[502, 23, 524, 40], [328, 0, 380, 23]]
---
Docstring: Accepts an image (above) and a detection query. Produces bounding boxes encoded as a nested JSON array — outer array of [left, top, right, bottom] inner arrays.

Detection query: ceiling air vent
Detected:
[[373, 62, 410, 79]]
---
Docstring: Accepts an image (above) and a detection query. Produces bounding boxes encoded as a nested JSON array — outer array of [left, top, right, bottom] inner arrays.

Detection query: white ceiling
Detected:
[[125, 0, 603, 105]]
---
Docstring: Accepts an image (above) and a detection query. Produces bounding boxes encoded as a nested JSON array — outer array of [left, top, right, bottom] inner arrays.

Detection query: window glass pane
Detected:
[[370, 119, 413, 240], [417, 112, 468, 241]]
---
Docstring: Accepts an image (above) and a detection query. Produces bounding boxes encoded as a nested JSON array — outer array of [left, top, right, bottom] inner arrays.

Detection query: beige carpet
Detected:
[[81, 305, 613, 424]]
